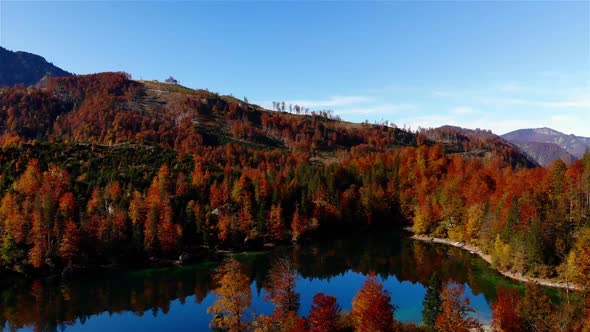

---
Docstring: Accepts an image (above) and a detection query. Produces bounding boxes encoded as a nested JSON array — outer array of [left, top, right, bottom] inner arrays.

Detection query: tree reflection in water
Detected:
[[0, 232, 547, 331]]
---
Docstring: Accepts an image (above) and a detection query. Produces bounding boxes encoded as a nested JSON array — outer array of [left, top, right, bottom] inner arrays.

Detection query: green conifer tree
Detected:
[[422, 272, 443, 328]]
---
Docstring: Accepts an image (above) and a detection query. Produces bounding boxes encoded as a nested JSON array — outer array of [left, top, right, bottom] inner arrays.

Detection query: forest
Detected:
[[0, 72, 589, 330]]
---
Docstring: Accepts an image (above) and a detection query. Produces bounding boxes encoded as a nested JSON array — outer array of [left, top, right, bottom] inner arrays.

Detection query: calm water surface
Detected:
[[1, 232, 537, 331]]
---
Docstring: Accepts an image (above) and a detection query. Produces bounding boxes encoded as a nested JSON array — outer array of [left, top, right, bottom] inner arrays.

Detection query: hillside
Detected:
[[0, 72, 533, 167], [502, 127, 590, 165], [511, 141, 576, 166], [419, 125, 537, 168], [4, 72, 582, 282]]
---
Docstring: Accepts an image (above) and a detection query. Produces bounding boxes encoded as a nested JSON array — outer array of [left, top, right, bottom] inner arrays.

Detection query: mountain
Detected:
[[0, 43, 540, 170], [0, 72, 534, 168], [502, 127, 589, 165], [420, 125, 537, 168], [511, 141, 576, 166], [0, 46, 72, 87], [0, 72, 411, 153]]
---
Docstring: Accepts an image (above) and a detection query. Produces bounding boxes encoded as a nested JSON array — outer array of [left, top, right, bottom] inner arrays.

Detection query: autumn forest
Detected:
[[0, 73, 589, 331]]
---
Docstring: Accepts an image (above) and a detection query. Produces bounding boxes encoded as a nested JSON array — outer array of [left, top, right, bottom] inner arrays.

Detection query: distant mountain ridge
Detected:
[[502, 127, 589, 166], [421, 125, 537, 168], [0, 46, 72, 87], [512, 141, 576, 166]]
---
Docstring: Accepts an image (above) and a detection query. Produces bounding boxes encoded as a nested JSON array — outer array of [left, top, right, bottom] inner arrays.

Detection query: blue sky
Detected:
[[1, 1, 589, 135]]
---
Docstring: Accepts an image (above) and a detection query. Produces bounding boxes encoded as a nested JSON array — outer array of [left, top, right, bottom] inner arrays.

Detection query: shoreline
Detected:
[[408, 230, 582, 291]]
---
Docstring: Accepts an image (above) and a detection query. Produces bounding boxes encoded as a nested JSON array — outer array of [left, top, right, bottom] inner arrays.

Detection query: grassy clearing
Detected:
[[139, 80, 195, 94]]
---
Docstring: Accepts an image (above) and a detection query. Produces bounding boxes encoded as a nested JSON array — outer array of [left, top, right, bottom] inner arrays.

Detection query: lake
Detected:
[[0, 231, 538, 331]]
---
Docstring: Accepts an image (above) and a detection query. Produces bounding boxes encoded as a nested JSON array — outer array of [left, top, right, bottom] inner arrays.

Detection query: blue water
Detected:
[[2, 233, 520, 331], [30, 273, 490, 332]]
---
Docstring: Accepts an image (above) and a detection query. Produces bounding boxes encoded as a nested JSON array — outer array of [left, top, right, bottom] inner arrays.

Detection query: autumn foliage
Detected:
[[308, 293, 340, 332], [0, 72, 589, 329], [207, 258, 252, 332], [1, 73, 587, 285], [491, 288, 525, 332], [350, 275, 395, 332], [264, 257, 300, 323], [434, 282, 479, 332]]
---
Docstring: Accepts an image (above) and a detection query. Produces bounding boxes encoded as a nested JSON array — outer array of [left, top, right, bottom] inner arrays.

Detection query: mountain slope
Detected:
[[420, 125, 537, 168], [502, 127, 590, 165], [0, 46, 72, 87], [510, 141, 576, 166], [0, 72, 534, 169]]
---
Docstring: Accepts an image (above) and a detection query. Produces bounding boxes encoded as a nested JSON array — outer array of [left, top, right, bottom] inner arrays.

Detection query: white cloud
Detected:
[[480, 97, 590, 108], [259, 93, 414, 120], [465, 118, 541, 136], [394, 114, 456, 131], [545, 113, 590, 136], [337, 103, 415, 116], [255, 78, 590, 137], [258, 95, 373, 111], [393, 114, 539, 136], [551, 114, 579, 122], [288, 95, 373, 108], [450, 106, 479, 115], [392, 105, 578, 135]]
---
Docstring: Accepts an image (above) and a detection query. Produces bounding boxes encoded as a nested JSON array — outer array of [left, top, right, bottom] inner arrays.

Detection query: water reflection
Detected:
[[1, 232, 526, 331]]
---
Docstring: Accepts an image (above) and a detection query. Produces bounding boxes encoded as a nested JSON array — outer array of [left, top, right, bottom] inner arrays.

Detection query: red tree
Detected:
[[59, 220, 81, 264], [265, 257, 300, 320], [308, 293, 340, 332], [291, 207, 306, 241], [491, 288, 525, 332], [435, 282, 479, 332], [268, 204, 284, 241], [350, 275, 395, 332]]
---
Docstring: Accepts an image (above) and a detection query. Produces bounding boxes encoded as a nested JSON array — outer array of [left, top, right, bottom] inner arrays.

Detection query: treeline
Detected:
[[407, 147, 590, 284], [0, 141, 406, 272], [1, 141, 589, 288]]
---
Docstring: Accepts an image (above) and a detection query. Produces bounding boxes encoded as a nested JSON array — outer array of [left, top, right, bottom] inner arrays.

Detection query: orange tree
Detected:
[[350, 275, 395, 332], [207, 258, 252, 332], [434, 282, 479, 332], [308, 293, 340, 332]]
